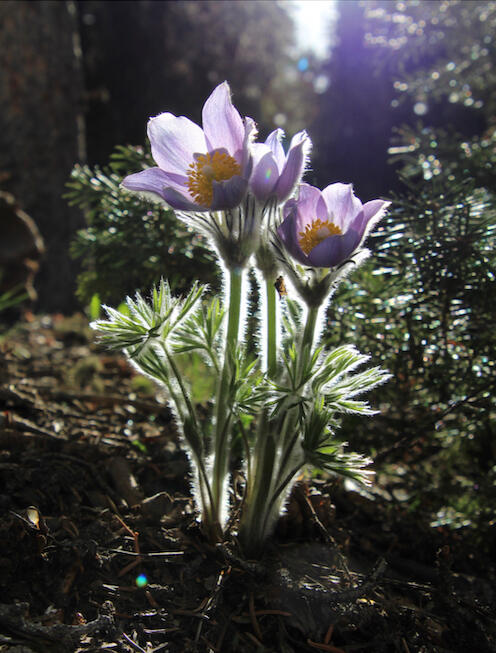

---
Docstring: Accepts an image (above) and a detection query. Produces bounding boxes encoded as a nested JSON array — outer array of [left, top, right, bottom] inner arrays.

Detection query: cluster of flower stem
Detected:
[[184, 224, 326, 552], [94, 195, 388, 558]]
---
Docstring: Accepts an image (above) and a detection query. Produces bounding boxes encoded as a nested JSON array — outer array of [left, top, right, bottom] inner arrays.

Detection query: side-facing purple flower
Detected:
[[122, 82, 255, 212], [277, 183, 390, 268], [250, 129, 311, 203]]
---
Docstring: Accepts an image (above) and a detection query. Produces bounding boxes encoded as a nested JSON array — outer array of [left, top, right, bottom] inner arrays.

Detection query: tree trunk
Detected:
[[0, 0, 86, 312]]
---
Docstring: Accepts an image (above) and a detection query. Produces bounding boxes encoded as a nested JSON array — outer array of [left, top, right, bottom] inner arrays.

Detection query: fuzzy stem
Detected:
[[237, 410, 276, 554], [209, 266, 244, 538], [225, 267, 244, 348], [302, 305, 320, 355], [260, 463, 302, 535], [274, 302, 320, 487], [238, 300, 321, 554], [265, 277, 277, 377]]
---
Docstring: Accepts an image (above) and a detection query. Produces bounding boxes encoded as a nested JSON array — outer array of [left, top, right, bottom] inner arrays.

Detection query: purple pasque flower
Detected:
[[277, 182, 390, 269], [250, 129, 311, 204], [122, 82, 255, 212]]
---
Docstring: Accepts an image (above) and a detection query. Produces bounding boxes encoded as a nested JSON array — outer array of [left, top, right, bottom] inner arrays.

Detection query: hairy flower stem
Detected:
[[209, 266, 244, 539], [300, 305, 319, 368], [265, 278, 277, 377], [274, 302, 320, 480], [238, 276, 278, 546], [239, 301, 321, 555], [238, 410, 276, 554]]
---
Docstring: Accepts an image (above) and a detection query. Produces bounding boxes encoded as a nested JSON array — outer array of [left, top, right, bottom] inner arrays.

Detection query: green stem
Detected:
[[259, 463, 302, 537], [225, 267, 243, 349], [238, 412, 276, 553], [237, 418, 252, 484], [295, 304, 319, 383], [275, 303, 320, 483], [239, 301, 322, 553], [210, 266, 244, 535], [277, 302, 320, 480], [302, 305, 319, 353], [265, 277, 277, 377]]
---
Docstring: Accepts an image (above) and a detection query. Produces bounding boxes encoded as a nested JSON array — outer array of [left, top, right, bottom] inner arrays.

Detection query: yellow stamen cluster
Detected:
[[298, 218, 342, 255], [187, 151, 241, 207]]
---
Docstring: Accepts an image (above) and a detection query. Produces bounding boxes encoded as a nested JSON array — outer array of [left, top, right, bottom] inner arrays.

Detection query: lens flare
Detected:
[[136, 574, 148, 588]]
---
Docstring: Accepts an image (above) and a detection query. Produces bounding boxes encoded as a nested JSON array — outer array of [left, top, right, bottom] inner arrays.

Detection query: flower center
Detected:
[[298, 218, 342, 255], [187, 151, 241, 207]]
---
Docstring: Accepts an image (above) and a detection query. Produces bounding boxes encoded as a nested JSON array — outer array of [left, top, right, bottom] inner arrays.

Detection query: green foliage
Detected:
[[329, 175, 496, 416], [88, 294, 102, 321], [323, 0, 496, 536], [66, 145, 217, 307], [300, 347, 388, 485], [0, 284, 28, 315], [93, 278, 206, 354], [93, 276, 388, 552], [173, 297, 224, 371], [0, 270, 28, 318], [174, 353, 216, 405], [366, 0, 496, 115]]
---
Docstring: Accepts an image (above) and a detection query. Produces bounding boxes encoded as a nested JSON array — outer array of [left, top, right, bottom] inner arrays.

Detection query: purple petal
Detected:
[[162, 187, 205, 211], [292, 184, 323, 234], [250, 151, 279, 202], [121, 167, 171, 199], [360, 199, 390, 238], [264, 129, 285, 169], [274, 131, 310, 202], [347, 210, 369, 240], [277, 208, 308, 266], [211, 175, 248, 210], [321, 183, 363, 230], [202, 81, 244, 156], [345, 199, 390, 249], [122, 167, 194, 208], [282, 197, 297, 221], [306, 230, 361, 268], [251, 141, 271, 167], [316, 194, 330, 223], [148, 113, 206, 175]]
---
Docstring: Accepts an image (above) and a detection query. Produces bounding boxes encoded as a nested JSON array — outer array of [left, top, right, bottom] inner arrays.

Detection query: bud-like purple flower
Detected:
[[250, 129, 311, 204], [277, 183, 390, 269], [122, 82, 255, 212]]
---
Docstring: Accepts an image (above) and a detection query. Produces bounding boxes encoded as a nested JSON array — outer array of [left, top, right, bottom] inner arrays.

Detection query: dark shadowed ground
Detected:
[[1, 314, 494, 652]]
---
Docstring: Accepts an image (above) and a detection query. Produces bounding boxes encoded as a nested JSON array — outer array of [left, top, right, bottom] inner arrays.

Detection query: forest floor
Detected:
[[0, 313, 495, 653]]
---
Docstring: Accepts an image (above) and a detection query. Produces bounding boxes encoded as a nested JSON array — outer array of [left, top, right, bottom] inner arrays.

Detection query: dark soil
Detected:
[[1, 314, 495, 653]]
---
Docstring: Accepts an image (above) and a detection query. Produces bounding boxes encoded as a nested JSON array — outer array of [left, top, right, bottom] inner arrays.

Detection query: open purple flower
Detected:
[[277, 183, 390, 268], [122, 82, 255, 212], [250, 129, 311, 203]]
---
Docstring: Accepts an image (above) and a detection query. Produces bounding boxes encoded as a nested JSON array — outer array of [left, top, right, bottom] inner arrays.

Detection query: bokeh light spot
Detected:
[[314, 74, 329, 94], [297, 57, 309, 72], [136, 574, 148, 588], [413, 102, 428, 116]]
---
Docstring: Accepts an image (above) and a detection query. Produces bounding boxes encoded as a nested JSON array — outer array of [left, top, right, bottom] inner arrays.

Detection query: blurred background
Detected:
[[2, 0, 493, 311], [1, 0, 495, 547]]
